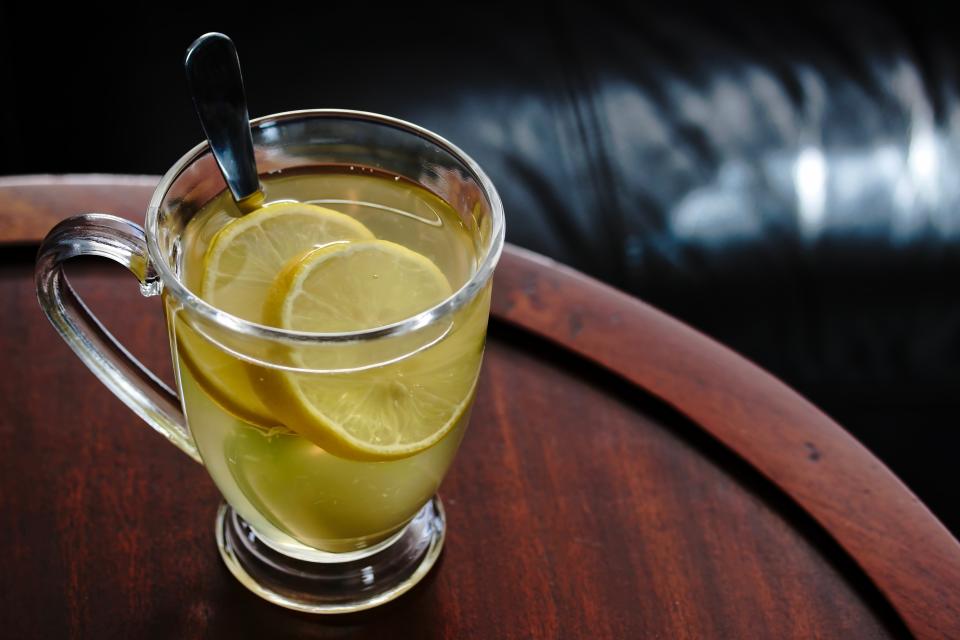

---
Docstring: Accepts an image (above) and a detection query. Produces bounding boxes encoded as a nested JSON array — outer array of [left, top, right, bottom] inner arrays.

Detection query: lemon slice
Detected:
[[176, 202, 374, 427], [201, 202, 374, 322], [173, 314, 280, 428], [260, 240, 484, 461]]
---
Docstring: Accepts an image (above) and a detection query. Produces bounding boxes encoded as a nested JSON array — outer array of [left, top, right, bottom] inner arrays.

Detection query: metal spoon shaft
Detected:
[[185, 33, 263, 211]]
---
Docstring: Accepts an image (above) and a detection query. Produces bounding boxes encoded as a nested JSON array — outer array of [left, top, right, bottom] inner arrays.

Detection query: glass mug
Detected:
[[35, 110, 505, 613]]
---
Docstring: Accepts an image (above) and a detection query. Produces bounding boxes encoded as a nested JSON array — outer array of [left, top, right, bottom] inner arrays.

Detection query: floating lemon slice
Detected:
[[260, 240, 483, 461], [175, 202, 374, 427], [173, 314, 279, 427], [201, 202, 375, 321]]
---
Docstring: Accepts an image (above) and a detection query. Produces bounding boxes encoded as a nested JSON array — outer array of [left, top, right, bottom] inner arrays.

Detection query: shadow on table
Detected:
[[185, 554, 448, 639]]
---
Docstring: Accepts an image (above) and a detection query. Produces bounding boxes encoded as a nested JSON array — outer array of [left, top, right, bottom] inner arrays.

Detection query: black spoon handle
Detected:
[[185, 32, 262, 208]]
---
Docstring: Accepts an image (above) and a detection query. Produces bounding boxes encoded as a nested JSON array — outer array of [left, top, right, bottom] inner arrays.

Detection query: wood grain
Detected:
[[0, 174, 157, 244], [2, 175, 957, 638], [492, 248, 960, 640], [0, 259, 907, 639]]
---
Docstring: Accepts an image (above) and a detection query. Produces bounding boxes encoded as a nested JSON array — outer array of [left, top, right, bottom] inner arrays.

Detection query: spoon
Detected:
[[185, 32, 264, 212]]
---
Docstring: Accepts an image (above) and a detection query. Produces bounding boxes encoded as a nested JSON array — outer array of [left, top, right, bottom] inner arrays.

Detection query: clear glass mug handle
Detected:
[[35, 213, 201, 462]]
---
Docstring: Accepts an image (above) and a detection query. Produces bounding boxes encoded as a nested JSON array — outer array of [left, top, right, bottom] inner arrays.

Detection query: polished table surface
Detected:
[[2, 176, 959, 639]]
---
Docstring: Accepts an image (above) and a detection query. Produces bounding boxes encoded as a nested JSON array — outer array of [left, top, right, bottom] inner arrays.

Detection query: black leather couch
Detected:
[[3, 2, 957, 533]]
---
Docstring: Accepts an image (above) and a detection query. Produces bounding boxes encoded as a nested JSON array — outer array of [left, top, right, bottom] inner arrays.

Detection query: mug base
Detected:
[[215, 497, 445, 613]]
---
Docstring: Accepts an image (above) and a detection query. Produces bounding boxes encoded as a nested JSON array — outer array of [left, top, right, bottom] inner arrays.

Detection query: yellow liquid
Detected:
[[167, 167, 488, 552]]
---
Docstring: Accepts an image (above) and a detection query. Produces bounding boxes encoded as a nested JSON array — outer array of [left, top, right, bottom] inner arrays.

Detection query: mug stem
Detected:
[[35, 213, 200, 462]]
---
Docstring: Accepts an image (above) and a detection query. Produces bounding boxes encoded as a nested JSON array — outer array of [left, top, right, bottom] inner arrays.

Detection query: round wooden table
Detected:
[[2, 176, 958, 639]]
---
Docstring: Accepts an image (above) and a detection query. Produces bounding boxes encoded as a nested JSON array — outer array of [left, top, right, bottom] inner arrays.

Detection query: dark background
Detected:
[[2, 2, 958, 535]]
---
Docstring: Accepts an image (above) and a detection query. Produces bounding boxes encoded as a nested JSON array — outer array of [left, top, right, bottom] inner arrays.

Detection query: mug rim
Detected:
[[146, 109, 505, 344]]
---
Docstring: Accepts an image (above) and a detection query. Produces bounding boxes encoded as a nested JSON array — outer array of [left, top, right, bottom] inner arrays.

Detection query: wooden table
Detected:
[[2, 176, 959, 639]]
